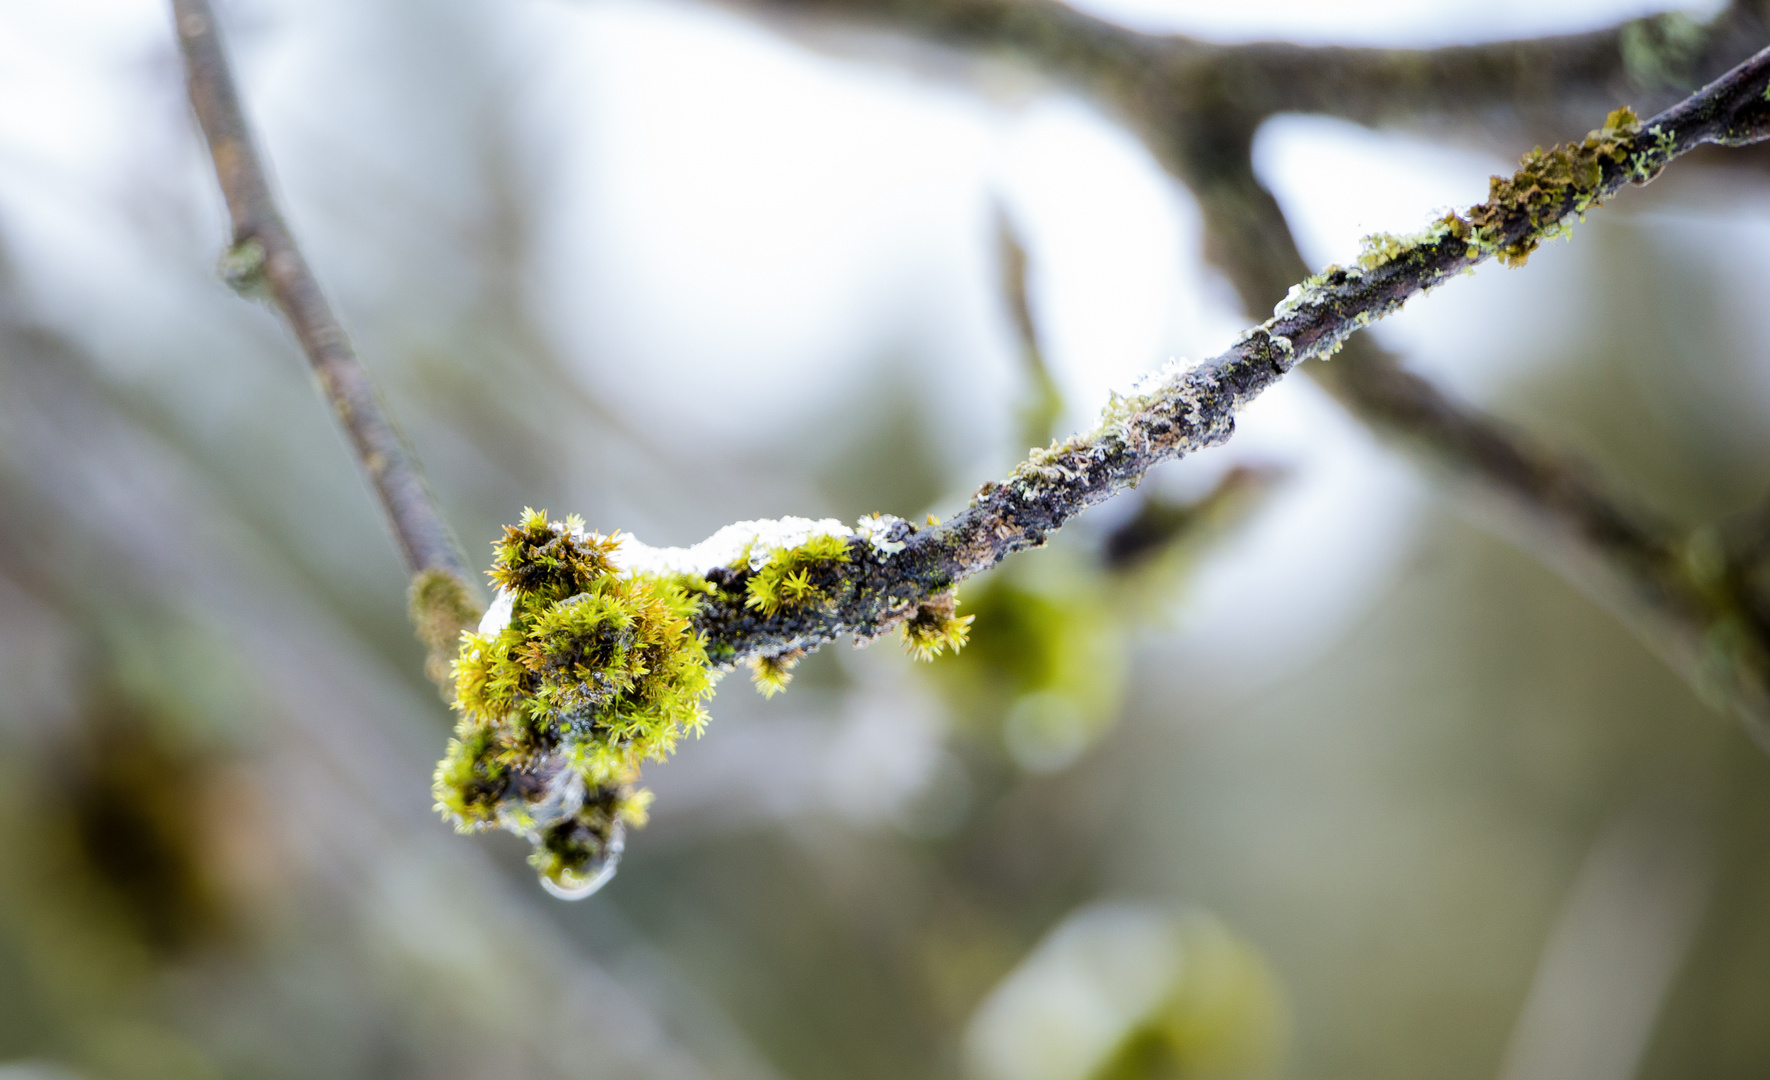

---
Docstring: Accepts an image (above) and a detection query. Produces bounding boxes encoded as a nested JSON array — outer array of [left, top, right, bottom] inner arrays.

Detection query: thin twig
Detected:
[[170, 0, 481, 681]]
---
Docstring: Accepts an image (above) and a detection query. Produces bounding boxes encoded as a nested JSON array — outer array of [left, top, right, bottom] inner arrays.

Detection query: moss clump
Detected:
[[1355, 212, 1472, 272], [432, 719, 506, 829], [749, 649, 804, 698], [743, 533, 851, 615], [1467, 107, 1642, 267], [433, 509, 713, 897], [902, 592, 974, 662]]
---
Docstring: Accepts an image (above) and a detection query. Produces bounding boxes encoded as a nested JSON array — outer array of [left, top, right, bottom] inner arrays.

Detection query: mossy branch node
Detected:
[[432, 509, 963, 897]]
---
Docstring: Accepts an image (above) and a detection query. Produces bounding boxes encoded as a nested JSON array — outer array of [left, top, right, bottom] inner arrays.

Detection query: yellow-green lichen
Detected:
[[432, 508, 714, 897], [1467, 107, 1643, 267], [1014, 436, 1088, 489]]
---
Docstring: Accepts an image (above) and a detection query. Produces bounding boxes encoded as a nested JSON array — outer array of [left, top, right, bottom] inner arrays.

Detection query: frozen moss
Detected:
[[433, 509, 714, 897], [432, 509, 935, 893], [529, 785, 651, 900], [743, 532, 852, 615]]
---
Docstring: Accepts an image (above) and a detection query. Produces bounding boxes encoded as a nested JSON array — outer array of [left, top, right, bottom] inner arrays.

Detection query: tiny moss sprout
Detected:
[[216, 236, 270, 300], [901, 592, 974, 662], [748, 649, 804, 698], [743, 533, 851, 615]]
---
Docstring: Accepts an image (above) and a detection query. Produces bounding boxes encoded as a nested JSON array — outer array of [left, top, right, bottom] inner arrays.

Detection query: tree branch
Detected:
[[170, 0, 481, 682], [437, 54, 1770, 898], [733, 0, 1770, 734], [684, 48, 1770, 674], [1152, 88, 1770, 730]]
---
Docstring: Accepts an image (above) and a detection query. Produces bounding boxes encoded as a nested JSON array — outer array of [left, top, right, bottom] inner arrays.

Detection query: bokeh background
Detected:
[[3, 0, 1770, 1077]]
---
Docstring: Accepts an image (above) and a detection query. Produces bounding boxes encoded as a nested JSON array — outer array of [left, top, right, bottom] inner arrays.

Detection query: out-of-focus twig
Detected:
[[996, 210, 1065, 453], [747, 0, 1769, 141], [170, 0, 481, 685]]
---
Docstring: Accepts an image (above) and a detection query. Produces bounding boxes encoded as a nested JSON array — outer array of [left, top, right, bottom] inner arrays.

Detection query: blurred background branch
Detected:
[[172, 0, 481, 688]]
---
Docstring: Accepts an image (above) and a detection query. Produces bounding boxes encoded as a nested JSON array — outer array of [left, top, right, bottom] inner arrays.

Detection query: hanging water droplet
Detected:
[[535, 818, 625, 901]]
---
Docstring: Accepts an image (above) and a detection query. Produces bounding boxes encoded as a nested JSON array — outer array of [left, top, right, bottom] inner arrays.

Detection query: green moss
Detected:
[[217, 237, 270, 300], [743, 532, 851, 615], [485, 508, 617, 611], [431, 720, 505, 830], [432, 509, 714, 895], [901, 593, 974, 662], [748, 649, 803, 698]]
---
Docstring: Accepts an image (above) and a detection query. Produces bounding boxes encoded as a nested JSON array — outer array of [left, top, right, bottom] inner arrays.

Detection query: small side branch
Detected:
[[170, 0, 481, 679]]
